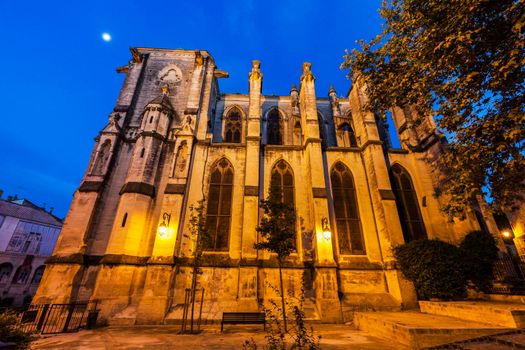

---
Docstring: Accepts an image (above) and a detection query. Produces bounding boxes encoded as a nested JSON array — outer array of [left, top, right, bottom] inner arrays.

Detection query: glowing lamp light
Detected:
[[502, 230, 512, 239], [158, 212, 171, 238], [321, 217, 331, 241]]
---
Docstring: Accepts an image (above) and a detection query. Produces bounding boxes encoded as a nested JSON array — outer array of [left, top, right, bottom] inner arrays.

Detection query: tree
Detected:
[[342, 0, 525, 218], [394, 239, 467, 300], [255, 185, 297, 332], [183, 200, 210, 333], [459, 230, 499, 292]]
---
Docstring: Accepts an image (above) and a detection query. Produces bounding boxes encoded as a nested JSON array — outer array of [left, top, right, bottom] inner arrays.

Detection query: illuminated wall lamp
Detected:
[[321, 217, 331, 241], [502, 230, 513, 239], [158, 212, 171, 237]]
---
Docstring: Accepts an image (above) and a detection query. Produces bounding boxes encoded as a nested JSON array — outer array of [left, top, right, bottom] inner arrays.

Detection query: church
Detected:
[[33, 47, 498, 324]]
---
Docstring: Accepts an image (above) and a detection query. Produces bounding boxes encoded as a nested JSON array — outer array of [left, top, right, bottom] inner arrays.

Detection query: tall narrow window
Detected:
[[267, 109, 283, 145], [270, 160, 294, 206], [270, 160, 296, 249], [206, 158, 234, 251], [0, 263, 13, 284], [121, 213, 128, 227], [31, 266, 45, 284], [330, 162, 365, 254], [223, 108, 242, 143], [390, 164, 427, 242], [337, 123, 358, 147]]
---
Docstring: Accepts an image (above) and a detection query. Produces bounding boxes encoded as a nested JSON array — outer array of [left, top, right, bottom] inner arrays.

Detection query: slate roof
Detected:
[[0, 199, 63, 227]]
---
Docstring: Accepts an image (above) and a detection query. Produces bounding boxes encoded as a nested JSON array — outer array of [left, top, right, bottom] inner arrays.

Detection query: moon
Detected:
[[102, 33, 111, 42]]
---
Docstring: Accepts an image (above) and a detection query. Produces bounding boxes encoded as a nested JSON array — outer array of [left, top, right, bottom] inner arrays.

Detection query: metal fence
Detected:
[[13, 300, 99, 334]]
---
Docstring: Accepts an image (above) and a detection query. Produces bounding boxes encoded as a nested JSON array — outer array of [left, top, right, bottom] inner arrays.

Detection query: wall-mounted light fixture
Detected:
[[321, 217, 331, 241], [158, 212, 171, 237], [502, 230, 513, 239]]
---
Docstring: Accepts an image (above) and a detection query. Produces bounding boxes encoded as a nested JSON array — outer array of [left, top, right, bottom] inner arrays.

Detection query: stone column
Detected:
[[299, 62, 340, 321], [350, 77, 417, 307], [237, 60, 263, 311]]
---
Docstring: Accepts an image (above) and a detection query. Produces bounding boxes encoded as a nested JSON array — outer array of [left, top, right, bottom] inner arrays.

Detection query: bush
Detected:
[[394, 239, 467, 300], [0, 312, 32, 349], [459, 230, 499, 292]]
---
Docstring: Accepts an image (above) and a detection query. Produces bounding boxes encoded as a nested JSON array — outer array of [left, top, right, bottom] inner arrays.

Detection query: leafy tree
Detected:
[[394, 239, 467, 300], [255, 185, 296, 332], [342, 0, 525, 218], [459, 230, 499, 292]]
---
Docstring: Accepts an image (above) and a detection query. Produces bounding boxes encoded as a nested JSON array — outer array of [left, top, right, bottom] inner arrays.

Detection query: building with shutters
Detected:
[[0, 195, 62, 307], [33, 47, 501, 324]]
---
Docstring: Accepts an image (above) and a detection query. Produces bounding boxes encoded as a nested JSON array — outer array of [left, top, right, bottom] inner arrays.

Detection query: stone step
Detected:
[[427, 329, 525, 349], [354, 311, 507, 350], [420, 301, 525, 328]]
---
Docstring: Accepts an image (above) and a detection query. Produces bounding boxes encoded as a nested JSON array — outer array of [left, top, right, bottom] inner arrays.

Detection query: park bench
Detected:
[[221, 312, 266, 331]]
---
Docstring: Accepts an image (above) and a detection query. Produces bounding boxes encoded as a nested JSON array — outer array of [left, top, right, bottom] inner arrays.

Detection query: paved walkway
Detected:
[[31, 324, 402, 349]]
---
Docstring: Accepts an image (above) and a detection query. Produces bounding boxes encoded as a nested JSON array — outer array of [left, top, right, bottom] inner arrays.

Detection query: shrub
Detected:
[[394, 239, 467, 300], [0, 312, 32, 349], [459, 230, 499, 292]]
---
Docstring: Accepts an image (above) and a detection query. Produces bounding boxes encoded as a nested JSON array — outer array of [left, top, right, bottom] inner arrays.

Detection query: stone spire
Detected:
[[328, 85, 341, 117]]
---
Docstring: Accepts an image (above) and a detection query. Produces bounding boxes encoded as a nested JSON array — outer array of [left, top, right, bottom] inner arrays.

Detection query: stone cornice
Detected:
[[78, 181, 104, 193], [120, 182, 156, 197]]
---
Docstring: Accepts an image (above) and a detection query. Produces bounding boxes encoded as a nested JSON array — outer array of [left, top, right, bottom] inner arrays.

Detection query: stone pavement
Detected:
[[31, 324, 403, 349]]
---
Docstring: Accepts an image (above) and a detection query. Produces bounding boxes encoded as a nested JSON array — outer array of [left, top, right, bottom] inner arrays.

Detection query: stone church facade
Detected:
[[33, 47, 498, 324]]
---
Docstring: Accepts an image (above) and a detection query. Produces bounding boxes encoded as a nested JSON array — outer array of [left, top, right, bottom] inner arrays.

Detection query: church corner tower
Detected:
[[34, 47, 496, 325]]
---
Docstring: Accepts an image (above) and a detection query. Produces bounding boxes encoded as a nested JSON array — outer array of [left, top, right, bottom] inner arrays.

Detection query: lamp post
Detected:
[[158, 212, 171, 237]]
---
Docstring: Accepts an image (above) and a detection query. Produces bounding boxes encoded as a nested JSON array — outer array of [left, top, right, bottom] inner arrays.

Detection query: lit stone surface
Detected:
[[33, 47, 497, 325]]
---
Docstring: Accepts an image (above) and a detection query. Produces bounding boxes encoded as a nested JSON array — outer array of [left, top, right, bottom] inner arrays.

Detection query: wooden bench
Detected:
[[221, 312, 265, 331]]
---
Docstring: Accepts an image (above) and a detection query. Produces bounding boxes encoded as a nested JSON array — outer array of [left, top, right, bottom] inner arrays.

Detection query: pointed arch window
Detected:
[[330, 162, 365, 254], [223, 108, 242, 143], [206, 158, 234, 251], [390, 164, 427, 242], [267, 109, 283, 145], [270, 160, 294, 206]]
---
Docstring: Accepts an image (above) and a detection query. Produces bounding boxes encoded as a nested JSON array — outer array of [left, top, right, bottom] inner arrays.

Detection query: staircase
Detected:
[[429, 329, 525, 349]]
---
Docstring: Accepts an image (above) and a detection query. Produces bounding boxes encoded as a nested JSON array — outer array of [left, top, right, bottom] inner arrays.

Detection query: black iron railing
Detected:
[[10, 300, 99, 334]]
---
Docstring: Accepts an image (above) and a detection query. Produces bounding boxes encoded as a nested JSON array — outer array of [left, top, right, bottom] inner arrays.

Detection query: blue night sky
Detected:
[[0, 0, 384, 218]]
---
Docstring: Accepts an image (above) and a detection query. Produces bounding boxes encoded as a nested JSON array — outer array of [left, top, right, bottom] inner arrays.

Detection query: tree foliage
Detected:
[[459, 230, 499, 292], [394, 239, 467, 300], [0, 312, 32, 349], [255, 185, 297, 332], [343, 0, 525, 218], [255, 185, 297, 262]]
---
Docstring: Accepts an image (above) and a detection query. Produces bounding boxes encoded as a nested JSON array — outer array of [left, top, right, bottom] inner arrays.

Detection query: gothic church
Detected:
[[34, 47, 498, 324]]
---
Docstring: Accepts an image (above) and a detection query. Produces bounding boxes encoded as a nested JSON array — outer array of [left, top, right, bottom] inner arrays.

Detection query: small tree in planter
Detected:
[[255, 185, 296, 332], [243, 277, 321, 350]]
